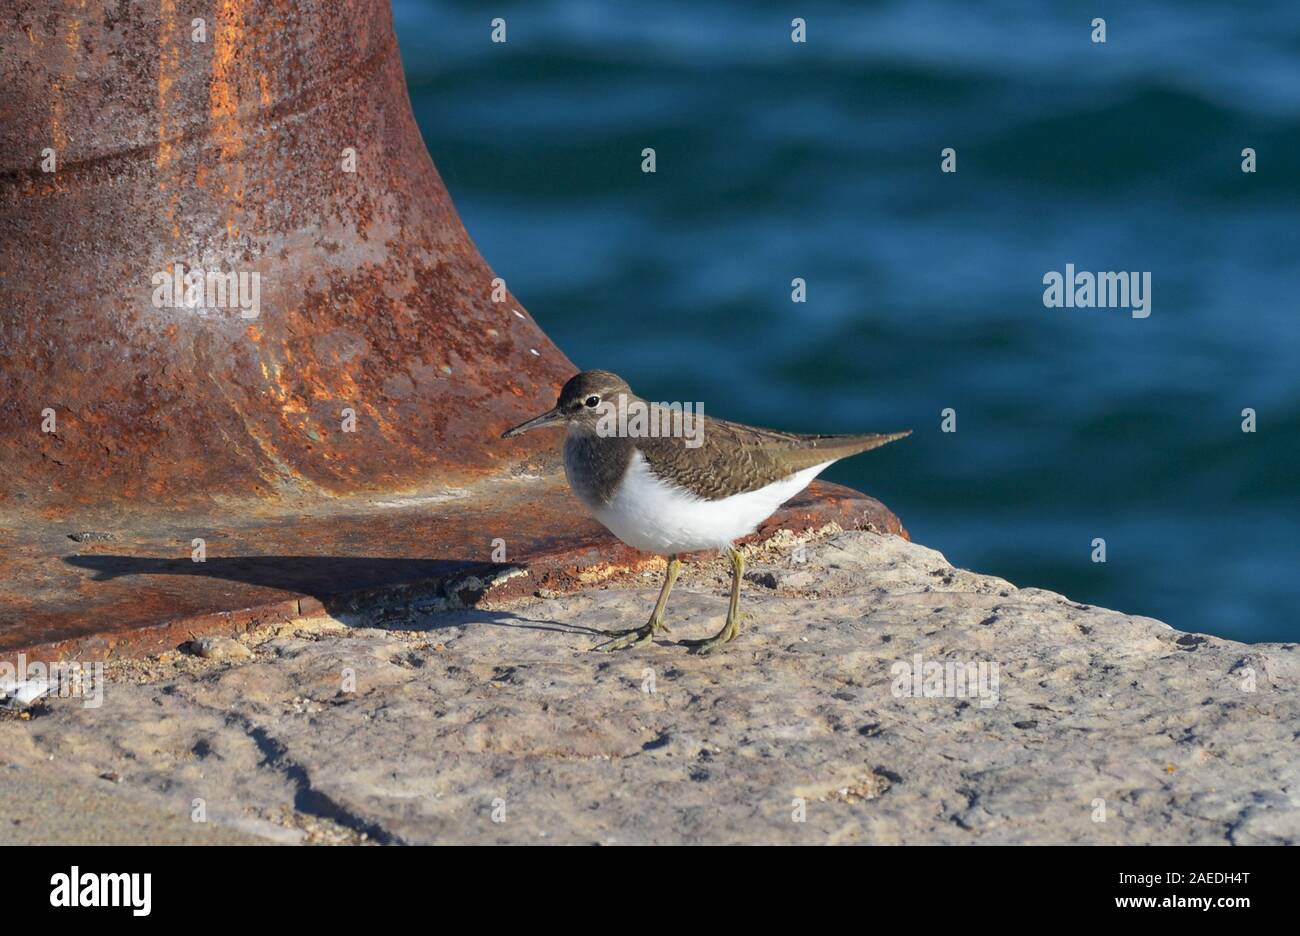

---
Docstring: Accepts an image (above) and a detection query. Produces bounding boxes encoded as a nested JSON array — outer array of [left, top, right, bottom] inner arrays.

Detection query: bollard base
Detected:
[[0, 476, 905, 663]]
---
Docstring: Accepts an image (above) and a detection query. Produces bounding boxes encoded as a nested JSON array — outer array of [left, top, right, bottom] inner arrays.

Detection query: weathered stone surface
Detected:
[[188, 636, 254, 663], [0, 530, 1294, 844]]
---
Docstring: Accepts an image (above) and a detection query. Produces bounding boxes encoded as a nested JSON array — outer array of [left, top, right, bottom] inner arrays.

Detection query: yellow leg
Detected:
[[592, 555, 681, 651], [686, 546, 744, 654]]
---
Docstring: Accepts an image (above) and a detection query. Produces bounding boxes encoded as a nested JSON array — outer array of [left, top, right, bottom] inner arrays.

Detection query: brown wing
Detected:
[[637, 410, 909, 500]]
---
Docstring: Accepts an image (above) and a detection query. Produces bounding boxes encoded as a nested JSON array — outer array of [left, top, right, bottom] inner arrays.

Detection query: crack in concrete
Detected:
[[223, 712, 403, 845]]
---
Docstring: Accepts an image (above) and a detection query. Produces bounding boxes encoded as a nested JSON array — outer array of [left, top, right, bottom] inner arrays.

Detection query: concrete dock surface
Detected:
[[1, 529, 1295, 845]]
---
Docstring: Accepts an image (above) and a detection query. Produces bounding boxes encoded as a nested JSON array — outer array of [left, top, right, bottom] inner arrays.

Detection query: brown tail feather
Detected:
[[799, 429, 912, 459]]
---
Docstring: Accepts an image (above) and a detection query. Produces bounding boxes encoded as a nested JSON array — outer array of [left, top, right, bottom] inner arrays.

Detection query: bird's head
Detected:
[[502, 369, 635, 438]]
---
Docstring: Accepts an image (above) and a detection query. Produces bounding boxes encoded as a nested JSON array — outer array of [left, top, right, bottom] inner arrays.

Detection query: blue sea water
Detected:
[[394, 1, 1300, 643]]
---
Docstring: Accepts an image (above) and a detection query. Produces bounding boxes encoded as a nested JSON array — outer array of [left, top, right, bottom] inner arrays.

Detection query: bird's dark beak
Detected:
[[502, 406, 564, 439]]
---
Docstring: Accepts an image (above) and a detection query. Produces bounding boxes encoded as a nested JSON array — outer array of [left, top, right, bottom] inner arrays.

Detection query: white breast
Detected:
[[587, 450, 833, 554]]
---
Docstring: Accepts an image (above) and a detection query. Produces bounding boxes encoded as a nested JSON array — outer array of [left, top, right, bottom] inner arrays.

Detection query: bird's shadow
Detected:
[[61, 554, 604, 636]]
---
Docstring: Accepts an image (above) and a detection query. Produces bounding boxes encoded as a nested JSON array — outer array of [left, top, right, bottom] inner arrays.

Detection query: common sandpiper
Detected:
[[503, 370, 909, 653]]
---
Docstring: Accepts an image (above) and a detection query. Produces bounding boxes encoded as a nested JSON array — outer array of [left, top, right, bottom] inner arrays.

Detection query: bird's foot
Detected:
[[591, 619, 663, 652], [683, 617, 741, 655]]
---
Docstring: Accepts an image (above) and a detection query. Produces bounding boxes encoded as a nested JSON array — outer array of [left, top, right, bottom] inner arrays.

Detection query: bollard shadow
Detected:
[[62, 554, 600, 636]]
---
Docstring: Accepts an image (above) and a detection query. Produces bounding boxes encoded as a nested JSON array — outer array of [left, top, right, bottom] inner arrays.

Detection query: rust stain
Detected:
[[209, 0, 247, 240], [44, 4, 86, 184], [156, 0, 183, 240]]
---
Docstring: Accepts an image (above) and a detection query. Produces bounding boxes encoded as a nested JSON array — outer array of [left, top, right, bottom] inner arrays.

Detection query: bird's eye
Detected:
[[584, 395, 601, 408]]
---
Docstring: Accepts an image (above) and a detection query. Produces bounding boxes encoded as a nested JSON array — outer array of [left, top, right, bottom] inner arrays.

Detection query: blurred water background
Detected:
[[395, 1, 1300, 643]]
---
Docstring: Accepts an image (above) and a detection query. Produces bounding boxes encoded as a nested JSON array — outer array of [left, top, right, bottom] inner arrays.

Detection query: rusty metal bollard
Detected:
[[0, 1, 901, 660]]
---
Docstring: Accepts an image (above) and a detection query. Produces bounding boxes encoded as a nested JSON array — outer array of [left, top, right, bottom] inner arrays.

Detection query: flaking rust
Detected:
[[1, 0, 567, 512], [0, 1, 904, 660]]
